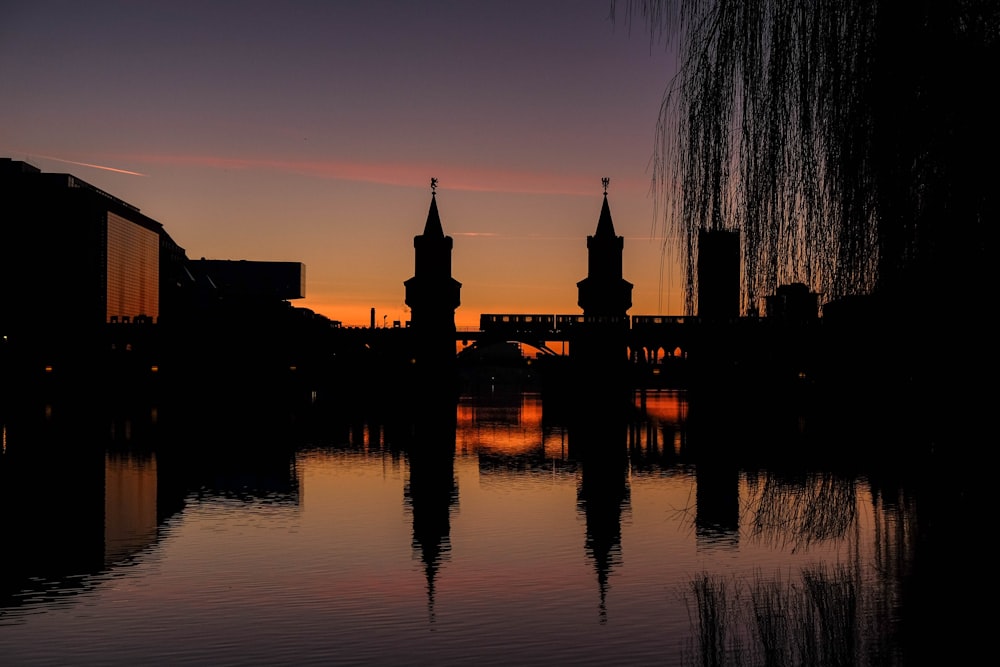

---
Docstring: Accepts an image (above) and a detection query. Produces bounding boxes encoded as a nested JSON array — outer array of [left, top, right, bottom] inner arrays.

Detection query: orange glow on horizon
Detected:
[[295, 299, 584, 330]]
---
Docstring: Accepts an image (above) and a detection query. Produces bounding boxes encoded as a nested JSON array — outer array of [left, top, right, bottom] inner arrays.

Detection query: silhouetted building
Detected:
[[577, 181, 633, 321], [0, 158, 186, 383], [192, 259, 305, 301], [571, 180, 633, 406], [764, 282, 819, 322], [404, 181, 462, 370], [0, 158, 321, 394], [0, 158, 183, 325], [697, 229, 740, 320]]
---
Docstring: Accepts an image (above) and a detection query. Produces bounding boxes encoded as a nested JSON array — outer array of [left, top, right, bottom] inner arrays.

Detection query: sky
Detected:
[[1, 0, 682, 328]]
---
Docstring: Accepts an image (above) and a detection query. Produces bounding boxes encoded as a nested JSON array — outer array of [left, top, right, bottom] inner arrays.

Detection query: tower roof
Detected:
[[423, 193, 444, 238], [594, 194, 616, 238]]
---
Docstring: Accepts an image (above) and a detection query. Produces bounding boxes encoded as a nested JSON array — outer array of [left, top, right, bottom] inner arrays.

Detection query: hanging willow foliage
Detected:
[[612, 0, 999, 317]]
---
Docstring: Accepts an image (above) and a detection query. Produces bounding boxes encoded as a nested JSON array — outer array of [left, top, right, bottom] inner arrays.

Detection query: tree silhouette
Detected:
[[611, 1, 998, 322]]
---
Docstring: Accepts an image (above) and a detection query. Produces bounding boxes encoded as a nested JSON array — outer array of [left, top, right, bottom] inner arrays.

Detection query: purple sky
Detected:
[[2, 0, 681, 326]]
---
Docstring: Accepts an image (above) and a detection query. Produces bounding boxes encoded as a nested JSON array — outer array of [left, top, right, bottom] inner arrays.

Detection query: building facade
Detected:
[[0, 158, 189, 382], [0, 158, 312, 391]]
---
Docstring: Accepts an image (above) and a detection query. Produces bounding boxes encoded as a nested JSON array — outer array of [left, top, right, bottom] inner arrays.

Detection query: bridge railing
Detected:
[[630, 315, 693, 327], [478, 313, 694, 337], [479, 313, 557, 336]]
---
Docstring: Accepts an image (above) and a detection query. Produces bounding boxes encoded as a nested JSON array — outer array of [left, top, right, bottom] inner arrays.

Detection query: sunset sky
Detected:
[[1, 1, 681, 328]]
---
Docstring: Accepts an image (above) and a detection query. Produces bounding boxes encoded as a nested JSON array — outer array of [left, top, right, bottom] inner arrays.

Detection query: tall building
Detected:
[[0, 158, 181, 324], [0, 158, 314, 392], [696, 229, 740, 320], [404, 180, 462, 369], [0, 158, 186, 382], [577, 179, 633, 321], [572, 180, 633, 404]]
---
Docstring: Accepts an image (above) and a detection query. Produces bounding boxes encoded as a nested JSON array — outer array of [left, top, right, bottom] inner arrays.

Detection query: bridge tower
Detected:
[[577, 178, 633, 319], [572, 178, 633, 406], [404, 179, 462, 374]]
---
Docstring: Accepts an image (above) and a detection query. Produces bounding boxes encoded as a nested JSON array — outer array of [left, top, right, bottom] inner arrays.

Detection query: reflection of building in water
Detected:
[[456, 393, 569, 462], [629, 390, 688, 467], [0, 408, 107, 607], [571, 414, 630, 624], [405, 449, 457, 624], [105, 452, 159, 565], [400, 402, 459, 623], [695, 463, 740, 550], [577, 453, 630, 623]]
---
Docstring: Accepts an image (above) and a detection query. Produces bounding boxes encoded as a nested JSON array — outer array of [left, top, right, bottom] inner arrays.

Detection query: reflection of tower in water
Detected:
[[401, 399, 459, 623], [571, 413, 631, 624]]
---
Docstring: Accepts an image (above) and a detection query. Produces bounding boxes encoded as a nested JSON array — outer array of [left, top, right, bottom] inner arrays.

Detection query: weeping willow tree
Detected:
[[612, 0, 998, 319]]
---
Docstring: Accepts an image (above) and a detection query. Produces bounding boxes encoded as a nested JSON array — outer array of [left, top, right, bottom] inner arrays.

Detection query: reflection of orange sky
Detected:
[[638, 390, 688, 425], [454, 341, 566, 357], [455, 392, 688, 458], [633, 390, 688, 456], [456, 393, 567, 458]]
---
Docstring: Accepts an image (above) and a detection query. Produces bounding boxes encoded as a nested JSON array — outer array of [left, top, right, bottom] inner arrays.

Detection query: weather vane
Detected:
[[602, 177, 610, 195], [431, 177, 438, 194]]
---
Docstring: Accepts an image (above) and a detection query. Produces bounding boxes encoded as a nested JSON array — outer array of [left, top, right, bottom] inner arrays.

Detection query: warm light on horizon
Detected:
[[296, 296, 687, 330]]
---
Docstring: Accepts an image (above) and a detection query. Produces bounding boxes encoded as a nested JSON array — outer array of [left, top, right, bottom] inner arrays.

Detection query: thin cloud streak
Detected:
[[31, 154, 147, 176], [116, 153, 648, 197]]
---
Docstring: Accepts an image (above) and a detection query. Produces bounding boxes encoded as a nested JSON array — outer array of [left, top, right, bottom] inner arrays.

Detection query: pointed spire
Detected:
[[595, 177, 616, 238], [423, 177, 444, 237]]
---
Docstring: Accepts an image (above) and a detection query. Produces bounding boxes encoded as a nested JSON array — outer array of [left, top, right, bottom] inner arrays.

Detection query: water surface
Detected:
[[0, 388, 983, 665]]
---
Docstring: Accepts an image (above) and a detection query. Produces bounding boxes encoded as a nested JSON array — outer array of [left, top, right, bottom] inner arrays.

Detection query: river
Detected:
[[0, 384, 985, 666]]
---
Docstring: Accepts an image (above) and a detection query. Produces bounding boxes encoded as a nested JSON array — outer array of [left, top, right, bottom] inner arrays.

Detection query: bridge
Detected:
[[335, 311, 823, 368], [460, 313, 712, 362], [448, 312, 830, 393]]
